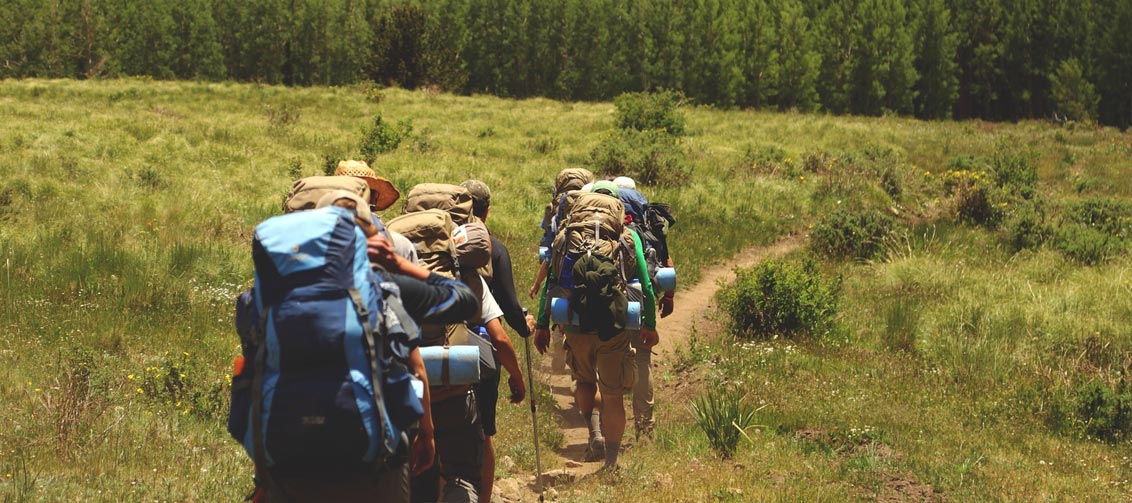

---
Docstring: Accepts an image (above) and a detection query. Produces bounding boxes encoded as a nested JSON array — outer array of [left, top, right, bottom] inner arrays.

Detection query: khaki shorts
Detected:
[[564, 329, 637, 395]]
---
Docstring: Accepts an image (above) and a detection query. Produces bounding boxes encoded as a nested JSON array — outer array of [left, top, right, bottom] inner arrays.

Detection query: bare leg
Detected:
[[601, 392, 626, 468], [479, 436, 495, 503]]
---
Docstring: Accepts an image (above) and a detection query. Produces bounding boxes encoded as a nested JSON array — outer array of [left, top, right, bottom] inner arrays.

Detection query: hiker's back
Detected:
[[229, 206, 421, 477]]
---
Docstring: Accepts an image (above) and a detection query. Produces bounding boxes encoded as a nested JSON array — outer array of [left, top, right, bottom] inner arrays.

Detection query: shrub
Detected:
[[941, 168, 1001, 226], [718, 257, 841, 339], [810, 208, 894, 260], [1055, 225, 1117, 265], [612, 90, 686, 136], [1074, 380, 1132, 442], [990, 142, 1037, 199], [589, 129, 689, 186], [359, 113, 413, 163], [692, 384, 757, 458], [1004, 201, 1049, 252], [1065, 198, 1132, 239]]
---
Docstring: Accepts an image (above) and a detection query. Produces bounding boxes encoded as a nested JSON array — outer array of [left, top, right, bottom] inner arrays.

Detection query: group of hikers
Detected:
[[229, 161, 676, 502]]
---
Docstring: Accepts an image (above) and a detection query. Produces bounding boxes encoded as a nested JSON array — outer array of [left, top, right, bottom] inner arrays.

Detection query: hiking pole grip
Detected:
[[522, 336, 544, 498]]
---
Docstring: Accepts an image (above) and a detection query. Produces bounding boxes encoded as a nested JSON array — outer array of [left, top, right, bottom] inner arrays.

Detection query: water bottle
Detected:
[[476, 325, 489, 341], [626, 278, 644, 304]]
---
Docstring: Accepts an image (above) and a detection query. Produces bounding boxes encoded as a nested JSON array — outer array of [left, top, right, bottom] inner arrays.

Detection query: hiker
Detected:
[[334, 159, 419, 263], [461, 179, 536, 503], [232, 190, 481, 503], [388, 183, 523, 503], [533, 181, 660, 470], [613, 176, 677, 438], [531, 169, 595, 373]]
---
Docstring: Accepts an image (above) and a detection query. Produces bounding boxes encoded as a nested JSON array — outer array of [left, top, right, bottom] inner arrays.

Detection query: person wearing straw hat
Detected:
[[334, 160, 419, 264]]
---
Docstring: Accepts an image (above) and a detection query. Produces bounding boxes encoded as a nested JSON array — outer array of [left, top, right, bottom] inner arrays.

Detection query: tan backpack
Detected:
[[386, 209, 485, 348], [283, 176, 369, 213], [404, 183, 494, 281], [549, 192, 636, 295], [404, 183, 475, 226]]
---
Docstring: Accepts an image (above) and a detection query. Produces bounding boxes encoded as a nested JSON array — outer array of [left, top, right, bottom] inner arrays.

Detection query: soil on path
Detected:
[[494, 235, 803, 502]]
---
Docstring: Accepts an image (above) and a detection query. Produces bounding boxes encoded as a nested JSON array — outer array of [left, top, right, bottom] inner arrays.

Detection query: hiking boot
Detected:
[[584, 433, 606, 462]]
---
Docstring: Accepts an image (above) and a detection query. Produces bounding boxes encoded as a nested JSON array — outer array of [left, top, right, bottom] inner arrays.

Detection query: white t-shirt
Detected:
[[389, 230, 419, 265], [479, 276, 504, 324]]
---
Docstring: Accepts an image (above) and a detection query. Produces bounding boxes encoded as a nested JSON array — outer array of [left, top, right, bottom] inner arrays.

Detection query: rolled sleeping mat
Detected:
[[653, 267, 677, 293], [539, 246, 550, 263], [419, 346, 481, 386], [551, 297, 642, 330]]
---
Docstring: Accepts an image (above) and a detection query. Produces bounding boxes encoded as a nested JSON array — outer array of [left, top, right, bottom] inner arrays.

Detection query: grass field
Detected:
[[0, 78, 1130, 502]]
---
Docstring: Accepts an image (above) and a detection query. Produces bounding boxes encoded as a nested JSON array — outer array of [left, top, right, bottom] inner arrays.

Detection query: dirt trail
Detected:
[[495, 235, 803, 502]]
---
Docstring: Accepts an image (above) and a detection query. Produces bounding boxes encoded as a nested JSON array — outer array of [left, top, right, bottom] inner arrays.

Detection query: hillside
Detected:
[[0, 79, 1129, 501]]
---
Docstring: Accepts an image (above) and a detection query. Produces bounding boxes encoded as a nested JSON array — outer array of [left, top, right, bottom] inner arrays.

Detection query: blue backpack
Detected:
[[228, 205, 423, 474]]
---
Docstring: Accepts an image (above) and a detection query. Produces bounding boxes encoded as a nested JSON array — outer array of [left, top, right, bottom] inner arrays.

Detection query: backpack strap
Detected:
[[347, 288, 395, 462], [250, 309, 285, 500]]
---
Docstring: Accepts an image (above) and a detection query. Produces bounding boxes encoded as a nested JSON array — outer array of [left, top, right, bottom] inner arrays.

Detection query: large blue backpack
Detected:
[[228, 205, 423, 475]]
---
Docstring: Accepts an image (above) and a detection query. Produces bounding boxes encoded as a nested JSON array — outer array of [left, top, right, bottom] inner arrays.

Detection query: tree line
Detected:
[[2, 0, 1129, 128]]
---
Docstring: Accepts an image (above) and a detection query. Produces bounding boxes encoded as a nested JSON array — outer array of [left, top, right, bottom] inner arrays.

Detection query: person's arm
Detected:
[[630, 230, 657, 331], [484, 317, 525, 403], [406, 347, 435, 475], [534, 263, 552, 353], [387, 272, 479, 325], [489, 237, 530, 338], [529, 260, 548, 299]]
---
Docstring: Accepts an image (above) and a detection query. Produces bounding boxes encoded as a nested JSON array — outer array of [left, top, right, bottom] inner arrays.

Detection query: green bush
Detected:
[[612, 90, 686, 136], [718, 257, 841, 339], [1055, 225, 1118, 265], [589, 129, 689, 186], [1065, 199, 1132, 239], [990, 142, 1037, 199], [1074, 380, 1132, 442], [810, 208, 894, 260], [359, 113, 413, 163], [692, 384, 757, 458], [1004, 201, 1049, 252], [941, 168, 1002, 226]]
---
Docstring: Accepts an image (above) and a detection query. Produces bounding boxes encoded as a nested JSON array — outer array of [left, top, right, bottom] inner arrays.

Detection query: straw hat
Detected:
[[334, 160, 400, 210]]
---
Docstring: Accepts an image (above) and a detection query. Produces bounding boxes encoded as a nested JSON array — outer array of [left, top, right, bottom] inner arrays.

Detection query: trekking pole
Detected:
[[522, 335, 545, 502]]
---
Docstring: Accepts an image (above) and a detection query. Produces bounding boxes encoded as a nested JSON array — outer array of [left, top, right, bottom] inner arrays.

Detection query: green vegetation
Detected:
[[717, 258, 842, 340], [3, 1, 1132, 128], [1, 79, 1130, 501]]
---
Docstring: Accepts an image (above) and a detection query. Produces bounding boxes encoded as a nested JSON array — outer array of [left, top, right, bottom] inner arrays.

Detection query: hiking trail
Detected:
[[493, 235, 803, 502]]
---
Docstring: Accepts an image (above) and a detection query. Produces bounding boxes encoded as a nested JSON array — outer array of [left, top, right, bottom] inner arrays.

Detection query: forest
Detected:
[[1, 0, 1130, 128]]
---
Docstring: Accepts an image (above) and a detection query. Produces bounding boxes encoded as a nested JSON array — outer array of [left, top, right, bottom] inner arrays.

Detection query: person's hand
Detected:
[[366, 233, 400, 271], [534, 328, 551, 354], [528, 283, 540, 299], [640, 327, 659, 348], [659, 293, 674, 318], [507, 374, 526, 403], [525, 314, 536, 334], [410, 430, 435, 476]]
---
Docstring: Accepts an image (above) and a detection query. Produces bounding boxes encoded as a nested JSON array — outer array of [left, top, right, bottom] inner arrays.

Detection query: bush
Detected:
[[810, 208, 894, 260], [941, 168, 1002, 226], [990, 142, 1037, 199], [1065, 199, 1132, 239], [589, 129, 689, 186], [1004, 201, 1049, 252], [1055, 225, 1117, 265], [613, 90, 686, 136], [718, 257, 841, 339], [692, 384, 757, 458], [359, 113, 413, 163], [1074, 380, 1132, 442]]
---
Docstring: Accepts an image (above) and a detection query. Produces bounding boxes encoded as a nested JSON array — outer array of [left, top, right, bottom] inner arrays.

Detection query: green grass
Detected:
[[1, 78, 1131, 501]]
